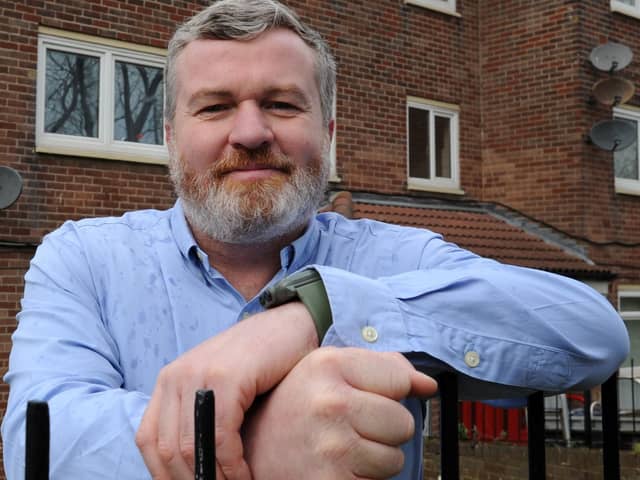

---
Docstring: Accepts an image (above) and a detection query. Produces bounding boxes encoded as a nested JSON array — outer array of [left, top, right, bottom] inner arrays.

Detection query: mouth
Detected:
[[221, 165, 289, 181]]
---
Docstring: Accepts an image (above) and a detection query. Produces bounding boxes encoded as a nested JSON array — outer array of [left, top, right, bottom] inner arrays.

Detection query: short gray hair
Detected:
[[165, 0, 336, 126]]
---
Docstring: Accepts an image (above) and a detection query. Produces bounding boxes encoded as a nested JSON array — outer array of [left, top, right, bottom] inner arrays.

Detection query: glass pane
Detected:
[[621, 296, 640, 312], [616, 0, 636, 6], [623, 320, 640, 367], [45, 49, 100, 137], [409, 107, 430, 179], [435, 115, 451, 178], [614, 119, 638, 180], [114, 61, 164, 145]]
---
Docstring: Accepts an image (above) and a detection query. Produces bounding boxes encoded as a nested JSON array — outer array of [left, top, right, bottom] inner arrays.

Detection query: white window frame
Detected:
[[329, 95, 340, 182], [406, 97, 462, 194], [611, 0, 640, 20], [36, 28, 168, 164], [404, 0, 459, 16], [613, 105, 640, 196]]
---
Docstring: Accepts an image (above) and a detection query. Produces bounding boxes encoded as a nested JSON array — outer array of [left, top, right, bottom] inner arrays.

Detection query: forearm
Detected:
[[314, 262, 629, 396]]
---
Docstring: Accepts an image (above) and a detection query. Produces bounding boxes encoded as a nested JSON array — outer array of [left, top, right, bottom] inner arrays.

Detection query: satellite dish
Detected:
[[0, 166, 23, 209], [592, 77, 635, 106], [589, 119, 636, 152], [590, 42, 633, 72]]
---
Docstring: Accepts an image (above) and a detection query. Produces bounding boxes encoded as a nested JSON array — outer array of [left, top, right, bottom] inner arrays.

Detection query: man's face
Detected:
[[167, 28, 333, 244]]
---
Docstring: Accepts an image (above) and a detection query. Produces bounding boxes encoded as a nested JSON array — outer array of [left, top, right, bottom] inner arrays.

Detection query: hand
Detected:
[[135, 302, 318, 480], [243, 347, 438, 480]]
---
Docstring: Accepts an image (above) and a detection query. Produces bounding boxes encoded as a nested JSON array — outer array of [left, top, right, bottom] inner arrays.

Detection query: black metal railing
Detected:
[[25, 369, 633, 480], [437, 372, 624, 480]]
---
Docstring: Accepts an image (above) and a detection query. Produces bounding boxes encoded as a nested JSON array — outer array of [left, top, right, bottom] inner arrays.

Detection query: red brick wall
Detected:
[[479, 0, 640, 252], [423, 439, 640, 479], [298, 0, 484, 198]]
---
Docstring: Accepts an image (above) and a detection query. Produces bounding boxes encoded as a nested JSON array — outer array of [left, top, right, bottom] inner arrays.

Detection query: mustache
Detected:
[[211, 146, 295, 179]]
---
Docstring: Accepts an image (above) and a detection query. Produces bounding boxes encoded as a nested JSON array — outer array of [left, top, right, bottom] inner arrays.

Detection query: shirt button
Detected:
[[361, 326, 378, 343], [464, 351, 480, 368], [241, 312, 251, 320]]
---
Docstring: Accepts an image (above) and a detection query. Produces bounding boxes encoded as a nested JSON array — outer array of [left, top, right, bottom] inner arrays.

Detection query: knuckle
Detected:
[[156, 440, 177, 465], [135, 428, 150, 449], [309, 346, 341, 367], [179, 436, 195, 465], [311, 391, 350, 420], [315, 431, 356, 462]]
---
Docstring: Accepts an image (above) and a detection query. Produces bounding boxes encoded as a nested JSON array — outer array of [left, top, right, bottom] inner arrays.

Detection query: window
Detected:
[[611, 0, 640, 19], [36, 28, 167, 164], [613, 106, 640, 195], [619, 288, 640, 367], [407, 98, 461, 193], [404, 0, 458, 16]]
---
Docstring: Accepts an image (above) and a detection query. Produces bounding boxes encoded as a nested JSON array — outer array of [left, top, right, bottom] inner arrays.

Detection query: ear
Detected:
[[327, 119, 335, 143], [164, 122, 174, 153]]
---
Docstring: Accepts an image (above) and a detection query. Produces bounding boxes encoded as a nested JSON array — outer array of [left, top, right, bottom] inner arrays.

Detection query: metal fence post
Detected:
[[601, 372, 620, 480], [439, 372, 459, 480], [527, 391, 546, 479], [25, 401, 49, 480]]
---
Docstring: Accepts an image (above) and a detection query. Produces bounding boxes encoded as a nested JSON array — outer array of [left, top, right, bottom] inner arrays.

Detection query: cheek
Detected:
[[283, 131, 325, 166], [176, 126, 226, 172]]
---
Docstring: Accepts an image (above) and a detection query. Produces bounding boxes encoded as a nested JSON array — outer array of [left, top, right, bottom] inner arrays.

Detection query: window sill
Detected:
[[407, 180, 465, 195], [404, 0, 461, 17], [35, 145, 168, 165], [611, 3, 640, 20], [615, 182, 640, 197]]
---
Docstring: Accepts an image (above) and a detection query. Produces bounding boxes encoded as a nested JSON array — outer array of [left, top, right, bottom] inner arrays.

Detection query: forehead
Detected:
[[174, 28, 320, 102]]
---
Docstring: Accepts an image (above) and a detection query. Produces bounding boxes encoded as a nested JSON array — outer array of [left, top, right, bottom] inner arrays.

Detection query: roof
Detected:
[[323, 192, 612, 278]]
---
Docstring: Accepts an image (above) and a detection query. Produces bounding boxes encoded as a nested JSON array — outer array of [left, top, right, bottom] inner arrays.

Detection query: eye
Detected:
[[265, 101, 300, 112], [199, 104, 230, 114]]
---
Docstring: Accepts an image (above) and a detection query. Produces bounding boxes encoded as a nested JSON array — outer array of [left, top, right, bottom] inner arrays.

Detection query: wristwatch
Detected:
[[259, 268, 333, 343]]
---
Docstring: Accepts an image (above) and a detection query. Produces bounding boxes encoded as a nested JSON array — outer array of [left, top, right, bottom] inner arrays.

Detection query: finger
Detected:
[[348, 390, 416, 446], [137, 387, 184, 479], [347, 437, 406, 479], [408, 369, 438, 398], [154, 382, 193, 479], [213, 390, 253, 480], [337, 349, 431, 400], [176, 385, 198, 470]]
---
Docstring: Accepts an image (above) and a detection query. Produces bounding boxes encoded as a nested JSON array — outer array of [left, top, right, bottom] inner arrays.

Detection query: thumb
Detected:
[[408, 370, 438, 398]]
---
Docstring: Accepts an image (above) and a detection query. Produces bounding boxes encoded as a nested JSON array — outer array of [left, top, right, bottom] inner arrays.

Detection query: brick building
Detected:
[[1, 0, 639, 478]]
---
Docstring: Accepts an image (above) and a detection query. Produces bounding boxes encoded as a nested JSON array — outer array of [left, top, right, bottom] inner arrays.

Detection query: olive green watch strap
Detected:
[[259, 269, 333, 343]]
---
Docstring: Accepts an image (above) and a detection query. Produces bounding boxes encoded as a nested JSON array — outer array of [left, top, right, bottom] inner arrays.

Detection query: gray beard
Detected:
[[170, 151, 329, 245]]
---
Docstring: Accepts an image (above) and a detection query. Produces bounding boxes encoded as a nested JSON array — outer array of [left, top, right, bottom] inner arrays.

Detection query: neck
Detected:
[[191, 223, 307, 301]]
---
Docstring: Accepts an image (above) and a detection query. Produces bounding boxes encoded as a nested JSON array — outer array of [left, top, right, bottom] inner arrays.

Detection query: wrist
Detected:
[[260, 269, 333, 344]]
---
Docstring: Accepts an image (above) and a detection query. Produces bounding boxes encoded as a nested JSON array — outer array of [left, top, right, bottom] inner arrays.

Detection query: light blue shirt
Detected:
[[2, 201, 629, 479]]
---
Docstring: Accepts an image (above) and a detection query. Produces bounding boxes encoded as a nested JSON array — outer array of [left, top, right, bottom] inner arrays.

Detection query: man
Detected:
[[2, 0, 629, 479]]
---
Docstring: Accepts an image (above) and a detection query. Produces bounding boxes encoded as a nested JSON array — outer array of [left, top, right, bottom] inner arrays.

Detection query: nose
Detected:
[[228, 101, 274, 150]]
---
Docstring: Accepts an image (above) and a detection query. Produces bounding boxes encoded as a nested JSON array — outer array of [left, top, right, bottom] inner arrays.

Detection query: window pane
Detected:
[[114, 61, 164, 145], [614, 119, 638, 180], [621, 296, 640, 312], [409, 107, 430, 179], [45, 49, 100, 137], [616, 0, 636, 6], [435, 115, 451, 178]]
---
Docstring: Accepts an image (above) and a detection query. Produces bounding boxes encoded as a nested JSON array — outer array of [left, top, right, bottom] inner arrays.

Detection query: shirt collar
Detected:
[[170, 199, 200, 263], [170, 198, 321, 273]]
